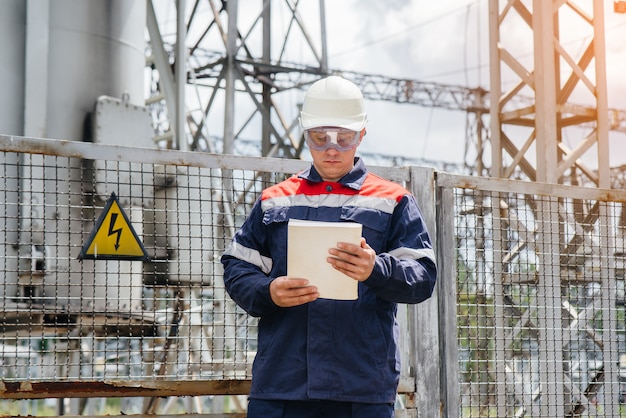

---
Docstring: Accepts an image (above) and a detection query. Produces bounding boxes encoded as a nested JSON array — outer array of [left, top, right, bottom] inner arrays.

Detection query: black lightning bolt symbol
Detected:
[[108, 213, 123, 250]]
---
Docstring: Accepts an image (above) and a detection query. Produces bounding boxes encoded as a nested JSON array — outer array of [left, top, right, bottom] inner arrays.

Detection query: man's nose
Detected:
[[325, 144, 341, 153]]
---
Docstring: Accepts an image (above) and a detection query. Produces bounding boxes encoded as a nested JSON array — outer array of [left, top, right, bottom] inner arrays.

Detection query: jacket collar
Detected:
[[298, 157, 368, 191]]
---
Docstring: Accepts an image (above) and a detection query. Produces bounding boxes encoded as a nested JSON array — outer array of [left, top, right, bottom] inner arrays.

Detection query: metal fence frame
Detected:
[[1, 134, 626, 417]]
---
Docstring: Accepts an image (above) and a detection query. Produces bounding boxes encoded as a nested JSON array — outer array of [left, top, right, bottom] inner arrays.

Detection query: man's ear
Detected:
[[357, 129, 366, 146]]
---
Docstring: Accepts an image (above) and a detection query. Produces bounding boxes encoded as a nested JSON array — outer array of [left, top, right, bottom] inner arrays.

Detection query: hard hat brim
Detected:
[[300, 115, 367, 132]]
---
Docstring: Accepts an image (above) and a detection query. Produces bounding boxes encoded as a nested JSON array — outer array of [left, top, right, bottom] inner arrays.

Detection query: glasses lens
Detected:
[[305, 127, 359, 151]]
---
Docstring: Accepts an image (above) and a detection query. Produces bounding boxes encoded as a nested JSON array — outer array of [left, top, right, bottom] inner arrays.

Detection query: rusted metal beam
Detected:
[[26, 415, 246, 418], [0, 379, 252, 400]]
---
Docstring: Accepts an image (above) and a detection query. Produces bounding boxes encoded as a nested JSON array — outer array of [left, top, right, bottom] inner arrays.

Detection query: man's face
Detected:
[[306, 128, 365, 182]]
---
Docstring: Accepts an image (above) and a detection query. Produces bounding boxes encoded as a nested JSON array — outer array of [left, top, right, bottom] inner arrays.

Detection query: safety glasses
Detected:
[[304, 127, 360, 152]]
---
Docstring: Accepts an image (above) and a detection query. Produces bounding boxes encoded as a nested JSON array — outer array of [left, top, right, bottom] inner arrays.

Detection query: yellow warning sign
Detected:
[[78, 192, 149, 261]]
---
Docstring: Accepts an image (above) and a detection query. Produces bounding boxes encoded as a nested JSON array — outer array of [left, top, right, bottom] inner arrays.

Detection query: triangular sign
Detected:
[[78, 192, 150, 261]]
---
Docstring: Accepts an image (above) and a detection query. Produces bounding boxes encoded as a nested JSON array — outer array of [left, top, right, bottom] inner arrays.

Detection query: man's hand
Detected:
[[327, 237, 376, 282], [269, 277, 319, 307]]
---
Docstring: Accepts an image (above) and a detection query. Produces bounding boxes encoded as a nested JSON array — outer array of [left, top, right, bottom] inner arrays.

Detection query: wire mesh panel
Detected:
[[7, 135, 626, 417], [452, 181, 626, 417], [0, 151, 274, 386], [0, 136, 425, 416], [0, 139, 299, 418]]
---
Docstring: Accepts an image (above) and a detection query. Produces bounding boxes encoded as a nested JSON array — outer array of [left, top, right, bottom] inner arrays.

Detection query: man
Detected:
[[221, 75, 437, 418]]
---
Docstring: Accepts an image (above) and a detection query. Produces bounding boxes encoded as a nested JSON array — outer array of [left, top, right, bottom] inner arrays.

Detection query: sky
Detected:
[[313, 0, 626, 169]]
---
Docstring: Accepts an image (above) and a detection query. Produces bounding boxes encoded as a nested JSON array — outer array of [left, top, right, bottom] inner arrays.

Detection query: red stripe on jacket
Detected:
[[261, 172, 409, 202]]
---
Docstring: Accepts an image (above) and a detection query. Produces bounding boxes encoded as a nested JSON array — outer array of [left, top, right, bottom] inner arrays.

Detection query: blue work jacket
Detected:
[[221, 158, 437, 403]]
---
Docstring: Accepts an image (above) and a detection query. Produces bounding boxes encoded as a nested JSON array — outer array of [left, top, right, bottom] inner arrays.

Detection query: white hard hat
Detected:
[[300, 76, 367, 131]]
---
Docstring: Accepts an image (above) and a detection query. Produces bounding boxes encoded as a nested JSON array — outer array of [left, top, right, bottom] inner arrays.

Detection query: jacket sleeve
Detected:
[[364, 194, 437, 304], [220, 199, 280, 317]]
